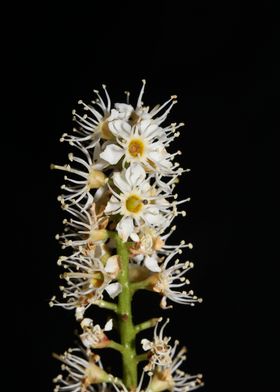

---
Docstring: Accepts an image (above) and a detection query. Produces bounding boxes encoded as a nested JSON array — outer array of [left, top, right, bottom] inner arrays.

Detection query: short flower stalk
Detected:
[[51, 81, 204, 391]]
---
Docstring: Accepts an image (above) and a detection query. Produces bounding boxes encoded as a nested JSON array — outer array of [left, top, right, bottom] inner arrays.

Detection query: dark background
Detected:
[[2, 1, 278, 391]]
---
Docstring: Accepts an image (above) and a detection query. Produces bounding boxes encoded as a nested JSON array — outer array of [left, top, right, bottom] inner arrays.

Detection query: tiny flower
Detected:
[[53, 348, 118, 392], [56, 203, 109, 253], [52, 141, 108, 209], [147, 250, 202, 309], [141, 318, 172, 371], [80, 318, 113, 349], [130, 226, 164, 258], [130, 226, 193, 272], [118, 80, 183, 129], [147, 345, 203, 392], [50, 253, 121, 319], [100, 118, 182, 176], [60, 85, 113, 147], [104, 163, 181, 241]]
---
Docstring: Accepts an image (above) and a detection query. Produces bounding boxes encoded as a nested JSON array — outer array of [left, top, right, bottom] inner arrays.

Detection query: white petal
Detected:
[[114, 103, 134, 117], [100, 144, 124, 164], [130, 232, 140, 242], [75, 306, 85, 321], [109, 119, 131, 138], [117, 216, 134, 242], [133, 254, 144, 263], [157, 158, 172, 169], [80, 332, 94, 348], [144, 256, 161, 272], [140, 120, 160, 138], [148, 151, 163, 163], [107, 108, 121, 120], [105, 282, 122, 299], [105, 255, 120, 278], [139, 119, 152, 132], [142, 182, 151, 192], [125, 163, 146, 188], [144, 210, 164, 225], [104, 195, 121, 213], [81, 318, 93, 329], [141, 338, 152, 351], [113, 171, 131, 193], [104, 319, 113, 331]]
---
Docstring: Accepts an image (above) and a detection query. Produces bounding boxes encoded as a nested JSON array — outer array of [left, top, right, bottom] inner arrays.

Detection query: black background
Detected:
[[2, 1, 278, 391]]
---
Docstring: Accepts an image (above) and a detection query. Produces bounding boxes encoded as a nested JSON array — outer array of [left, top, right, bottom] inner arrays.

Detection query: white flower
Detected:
[[117, 79, 182, 128], [80, 318, 113, 349], [52, 141, 108, 209], [148, 250, 202, 309], [60, 85, 113, 148], [56, 203, 109, 252], [100, 120, 182, 176], [99, 80, 186, 175], [130, 225, 193, 272], [49, 253, 121, 319], [147, 345, 203, 392], [53, 348, 118, 392], [141, 318, 172, 371], [104, 163, 182, 241]]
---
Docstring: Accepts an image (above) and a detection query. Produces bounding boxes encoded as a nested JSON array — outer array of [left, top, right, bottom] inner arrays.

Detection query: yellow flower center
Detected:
[[126, 194, 143, 214], [128, 138, 145, 157], [91, 271, 104, 288]]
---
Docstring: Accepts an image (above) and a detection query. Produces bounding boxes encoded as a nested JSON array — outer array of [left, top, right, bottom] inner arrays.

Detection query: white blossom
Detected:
[[100, 118, 183, 176], [53, 348, 118, 392], [56, 203, 109, 253], [141, 318, 172, 371], [50, 253, 121, 319], [104, 163, 187, 241], [147, 345, 203, 392], [150, 250, 202, 309], [52, 141, 108, 209], [130, 225, 193, 271], [80, 318, 113, 349], [60, 85, 113, 148]]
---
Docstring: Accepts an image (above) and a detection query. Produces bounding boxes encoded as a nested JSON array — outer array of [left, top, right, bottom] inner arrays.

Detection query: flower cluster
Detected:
[[51, 81, 203, 392]]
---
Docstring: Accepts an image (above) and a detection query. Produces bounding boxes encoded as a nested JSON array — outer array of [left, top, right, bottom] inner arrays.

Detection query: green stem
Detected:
[[115, 235, 137, 389], [107, 340, 125, 353], [94, 299, 118, 313], [135, 318, 159, 334], [130, 276, 153, 295], [135, 352, 148, 363]]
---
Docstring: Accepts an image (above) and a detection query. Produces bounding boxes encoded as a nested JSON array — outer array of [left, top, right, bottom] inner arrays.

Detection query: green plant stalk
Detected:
[[115, 235, 137, 389]]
